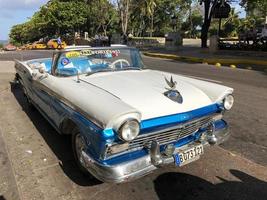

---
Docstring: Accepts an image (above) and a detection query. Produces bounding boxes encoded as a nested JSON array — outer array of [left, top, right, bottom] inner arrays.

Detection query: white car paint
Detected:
[[18, 60, 233, 130]]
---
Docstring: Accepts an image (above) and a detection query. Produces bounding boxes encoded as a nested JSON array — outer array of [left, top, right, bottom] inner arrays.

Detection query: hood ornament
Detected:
[[164, 76, 183, 104], [165, 76, 177, 90]]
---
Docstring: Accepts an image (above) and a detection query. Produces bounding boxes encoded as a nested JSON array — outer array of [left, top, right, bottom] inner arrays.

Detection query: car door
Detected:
[[31, 71, 55, 123], [32, 70, 69, 129]]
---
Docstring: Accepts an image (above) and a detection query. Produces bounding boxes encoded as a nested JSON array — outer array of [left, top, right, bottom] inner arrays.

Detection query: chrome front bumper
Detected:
[[81, 125, 229, 183]]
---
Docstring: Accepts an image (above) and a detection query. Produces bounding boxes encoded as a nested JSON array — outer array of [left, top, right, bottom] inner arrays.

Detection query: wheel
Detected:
[[21, 85, 34, 109], [72, 128, 94, 178]]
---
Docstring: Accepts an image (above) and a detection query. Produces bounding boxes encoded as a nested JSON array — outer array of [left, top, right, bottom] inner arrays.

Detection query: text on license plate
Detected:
[[174, 144, 204, 166]]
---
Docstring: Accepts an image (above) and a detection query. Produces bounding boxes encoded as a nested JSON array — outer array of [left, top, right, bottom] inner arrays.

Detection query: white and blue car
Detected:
[[15, 46, 234, 183]]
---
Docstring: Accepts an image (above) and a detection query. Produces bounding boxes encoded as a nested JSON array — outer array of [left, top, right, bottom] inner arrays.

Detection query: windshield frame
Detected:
[[51, 47, 144, 77]]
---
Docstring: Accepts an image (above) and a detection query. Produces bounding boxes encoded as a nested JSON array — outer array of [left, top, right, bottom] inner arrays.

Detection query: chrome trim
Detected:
[[223, 94, 234, 110], [118, 119, 140, 142], [81, 125, 229, 183], [105, 114, 219, 158], [127, 114, 215, 151], [150, 141, 163, 165]]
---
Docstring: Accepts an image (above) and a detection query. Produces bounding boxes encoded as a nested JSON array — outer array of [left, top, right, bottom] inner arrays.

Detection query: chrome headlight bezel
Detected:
[[118, 119, 140, 142], [223, 94, 234, 110]]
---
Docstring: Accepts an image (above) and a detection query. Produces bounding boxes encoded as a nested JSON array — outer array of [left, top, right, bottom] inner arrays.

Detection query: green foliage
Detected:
[[9, 0, 117, 44], [240, 0, 267, 19], [129, 0, 191, 37], [182, 6, 203, 38], [0, 43, 3, 49], [10, 0, 264, 45], [9, 0, 195, 43]]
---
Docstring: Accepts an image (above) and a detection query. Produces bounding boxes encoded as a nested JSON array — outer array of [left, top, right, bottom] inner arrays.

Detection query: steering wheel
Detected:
[[110, 59, 130, 69]]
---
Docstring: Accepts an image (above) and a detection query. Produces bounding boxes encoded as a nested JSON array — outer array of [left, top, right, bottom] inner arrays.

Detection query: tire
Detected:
[[71, 128, 94, 178], [22, 86, 34, 109]]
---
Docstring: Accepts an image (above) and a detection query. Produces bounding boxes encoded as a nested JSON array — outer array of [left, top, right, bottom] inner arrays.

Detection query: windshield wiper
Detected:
[[86, 66, 141, 76], [86, 68, 113, 76], [119, 66, 142, 71]]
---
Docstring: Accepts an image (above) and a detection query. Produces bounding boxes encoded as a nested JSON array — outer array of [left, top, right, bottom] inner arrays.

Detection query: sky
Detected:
[[0, 0, 246, 41], [233, 2, 246, 18], [0, 0, 49, 40]]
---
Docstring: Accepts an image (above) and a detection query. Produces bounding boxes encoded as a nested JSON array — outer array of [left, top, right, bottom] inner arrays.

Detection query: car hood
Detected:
[[79, 70, 217, 120]]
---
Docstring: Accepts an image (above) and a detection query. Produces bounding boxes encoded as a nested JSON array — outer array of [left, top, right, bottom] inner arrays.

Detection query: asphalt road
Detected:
[[0, 50, 267, 200]]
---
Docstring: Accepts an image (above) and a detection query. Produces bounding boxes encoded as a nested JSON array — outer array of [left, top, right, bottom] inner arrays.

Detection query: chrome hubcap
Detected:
[[75, 134, 86, 166]]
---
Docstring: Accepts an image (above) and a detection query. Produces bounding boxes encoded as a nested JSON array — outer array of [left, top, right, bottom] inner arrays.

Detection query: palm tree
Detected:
[[145, 0, 157, 37], [222, 8, 241, 37]]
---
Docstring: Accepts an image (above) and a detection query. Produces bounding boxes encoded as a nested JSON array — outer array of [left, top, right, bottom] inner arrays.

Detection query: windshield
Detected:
[[54, 48, 144, 77]]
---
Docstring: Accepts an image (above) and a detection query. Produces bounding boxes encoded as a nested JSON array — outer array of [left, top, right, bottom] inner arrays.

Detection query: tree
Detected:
[[129, 0, 190, 37], [84, 0, 118, 36], [182, 5, 203, 38], [221, 8, 241, 37], [9, 24, 25, 45], [199, 0, 236, 48], [240, 0, 267, 20], [116, 0, 131, 37], [9, 0, 92, 44], [146, 0, 157, 37], [199, 0, 216, 48]]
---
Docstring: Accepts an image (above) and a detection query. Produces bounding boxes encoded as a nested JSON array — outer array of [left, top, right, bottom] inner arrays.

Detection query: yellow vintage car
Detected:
[[32, 41, 47, 49], [21, 43, 32, 50], [26, 44, 33, 50], [47, 39, 67, 49]]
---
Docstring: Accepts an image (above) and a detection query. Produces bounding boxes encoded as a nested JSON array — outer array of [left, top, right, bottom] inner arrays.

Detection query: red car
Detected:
[[4, 44, 17, 51]]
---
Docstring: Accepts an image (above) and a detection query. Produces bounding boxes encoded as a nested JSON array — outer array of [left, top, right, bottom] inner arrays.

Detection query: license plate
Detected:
[[174, 144, 204, 166]]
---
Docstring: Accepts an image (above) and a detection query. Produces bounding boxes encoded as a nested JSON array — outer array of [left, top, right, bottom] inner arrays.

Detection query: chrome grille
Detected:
[[128, 115, 213, 151]]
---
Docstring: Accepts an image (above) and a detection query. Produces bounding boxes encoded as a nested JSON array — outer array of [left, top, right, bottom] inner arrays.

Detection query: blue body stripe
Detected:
[[104, 104, 221, 140], [141, 104, 219, 130]]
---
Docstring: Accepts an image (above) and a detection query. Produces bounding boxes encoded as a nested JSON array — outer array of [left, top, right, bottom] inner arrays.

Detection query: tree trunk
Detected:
[[150, 15, 154, 37], [201, 21, 210, 48], [201, 0, 216, 48]]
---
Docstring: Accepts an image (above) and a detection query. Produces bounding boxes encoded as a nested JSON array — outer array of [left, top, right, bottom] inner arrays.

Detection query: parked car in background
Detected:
[[25, 43, 33, 50], [32, 41, 47, 49], [15, 46, 234, 183], [47, 39, 67, 49], [4, 44, 17, 51], [21, 43, 32, 50]]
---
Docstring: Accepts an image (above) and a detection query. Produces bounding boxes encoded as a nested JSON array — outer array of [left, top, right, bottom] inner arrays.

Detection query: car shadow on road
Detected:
[[10, 83, 101, 186], [154, 169, 267, 200]]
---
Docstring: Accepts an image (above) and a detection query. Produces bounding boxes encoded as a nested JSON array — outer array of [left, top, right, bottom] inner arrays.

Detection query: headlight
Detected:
[[118, 119, 140, 142], [223, 94, 234, 110]]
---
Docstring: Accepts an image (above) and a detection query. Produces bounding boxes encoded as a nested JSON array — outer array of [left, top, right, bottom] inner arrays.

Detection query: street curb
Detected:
[[143, 52, 267, 71]]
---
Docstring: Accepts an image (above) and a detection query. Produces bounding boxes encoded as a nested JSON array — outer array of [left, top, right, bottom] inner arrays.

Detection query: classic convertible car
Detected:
[[15, 46, 234, 183]]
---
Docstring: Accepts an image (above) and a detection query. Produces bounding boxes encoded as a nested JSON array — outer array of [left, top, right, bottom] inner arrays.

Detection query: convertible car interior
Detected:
[[27, 48, 142, 77]]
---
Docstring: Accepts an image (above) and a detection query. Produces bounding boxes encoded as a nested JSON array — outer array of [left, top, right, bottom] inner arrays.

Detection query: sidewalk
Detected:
[[0, 62, 20, 200], [143, 46, 267, 71]]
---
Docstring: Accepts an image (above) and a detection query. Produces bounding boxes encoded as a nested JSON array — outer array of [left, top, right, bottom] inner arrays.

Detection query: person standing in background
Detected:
[[57, 36, 62, 49]]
